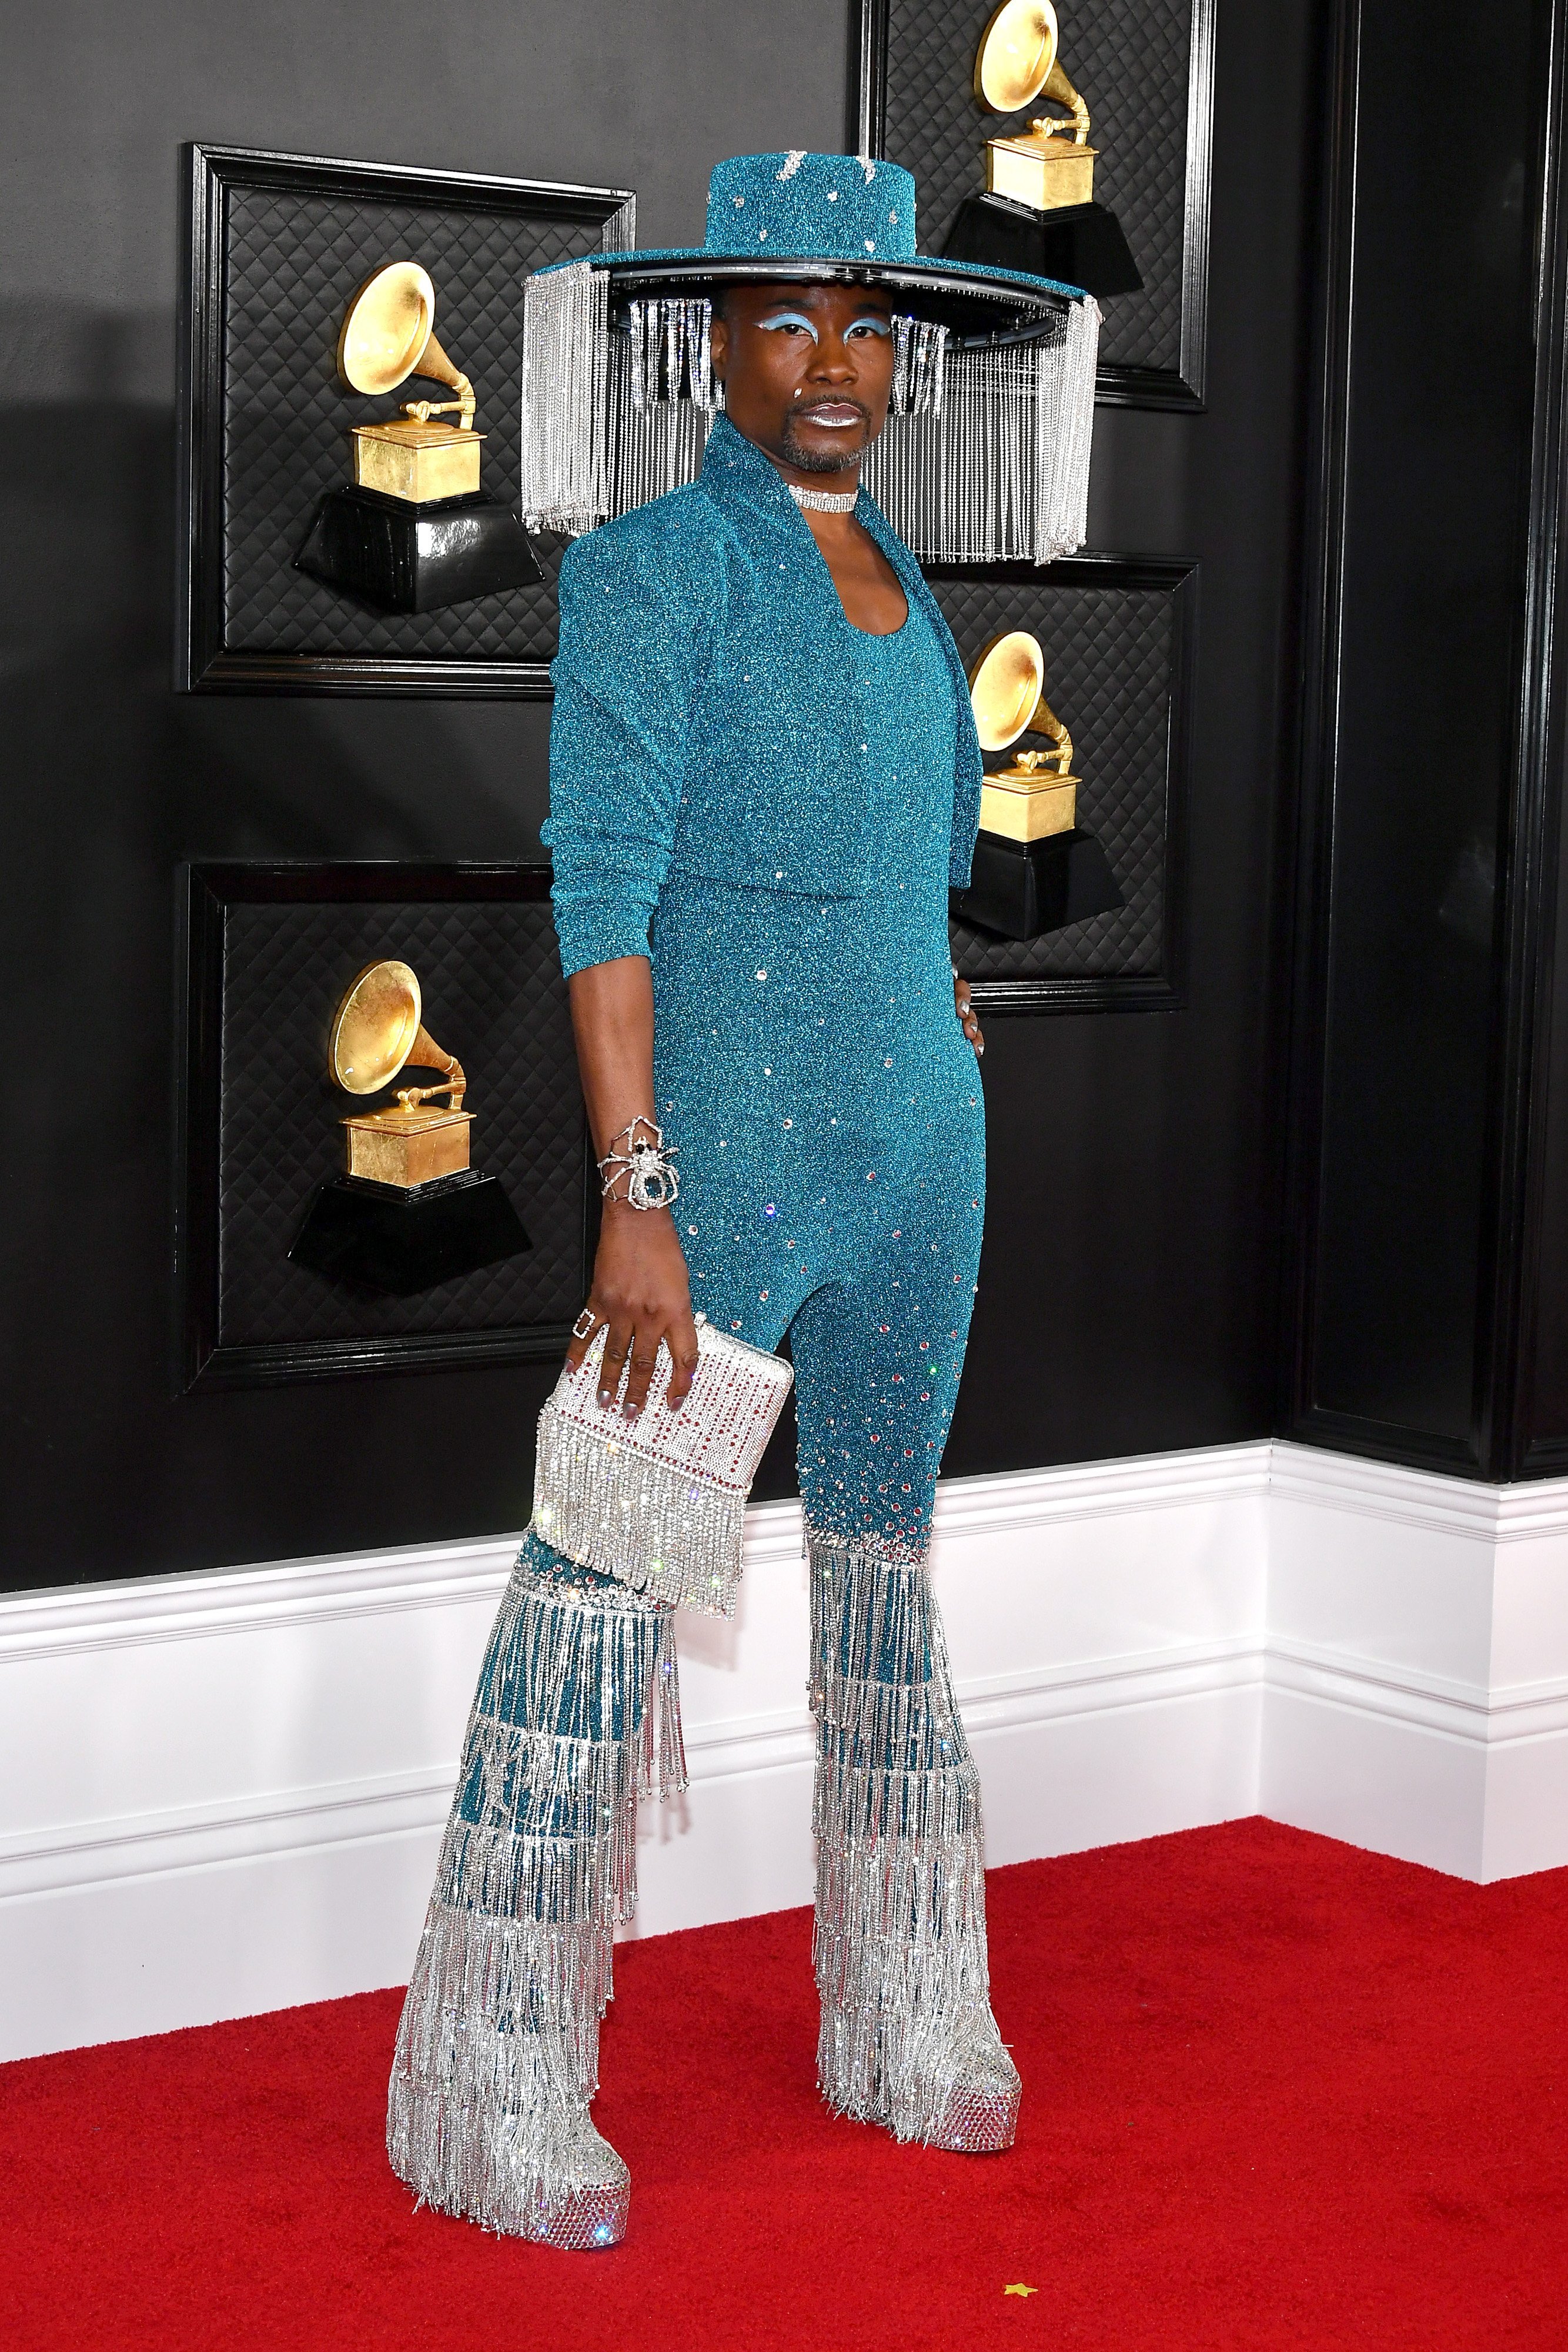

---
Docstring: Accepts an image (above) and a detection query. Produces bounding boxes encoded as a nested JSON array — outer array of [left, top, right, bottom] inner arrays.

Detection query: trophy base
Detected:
[[288, 1170, 532, 1297], [940, 194, 1143, 300], [295, 487, 542, 614], [951, 827, 1125, 943]]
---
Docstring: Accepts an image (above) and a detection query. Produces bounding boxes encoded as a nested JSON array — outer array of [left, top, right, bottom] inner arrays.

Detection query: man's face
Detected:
[[708, 282, 898, 477]]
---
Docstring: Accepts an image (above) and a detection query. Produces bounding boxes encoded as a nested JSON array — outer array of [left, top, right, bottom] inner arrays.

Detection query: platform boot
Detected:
[[387, 1538, 684, 2245], [809, 1533, 1020, 2151]]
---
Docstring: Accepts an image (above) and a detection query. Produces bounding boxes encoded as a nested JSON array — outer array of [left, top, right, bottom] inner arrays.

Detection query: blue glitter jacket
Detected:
[[544, 414, 981, 977]]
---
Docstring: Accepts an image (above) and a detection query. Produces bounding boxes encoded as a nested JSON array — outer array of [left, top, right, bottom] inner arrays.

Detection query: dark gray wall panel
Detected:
[[1284, 0, 1548, 1473]]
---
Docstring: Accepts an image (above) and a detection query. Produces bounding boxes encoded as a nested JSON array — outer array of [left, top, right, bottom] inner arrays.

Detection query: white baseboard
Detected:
[[1262, 1445, 1568, 1882], [2, 1438, 1565, 2061]]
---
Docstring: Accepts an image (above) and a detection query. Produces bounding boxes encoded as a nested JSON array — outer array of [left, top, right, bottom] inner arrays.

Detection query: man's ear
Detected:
[[709, 310, 730, 384]]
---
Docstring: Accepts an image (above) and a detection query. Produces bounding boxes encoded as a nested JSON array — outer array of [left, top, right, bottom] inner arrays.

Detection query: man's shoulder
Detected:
[[559, 481, 726, 596]]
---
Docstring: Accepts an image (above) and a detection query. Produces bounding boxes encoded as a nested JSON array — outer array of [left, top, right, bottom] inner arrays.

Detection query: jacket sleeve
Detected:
[[543, 510, 714, 978]]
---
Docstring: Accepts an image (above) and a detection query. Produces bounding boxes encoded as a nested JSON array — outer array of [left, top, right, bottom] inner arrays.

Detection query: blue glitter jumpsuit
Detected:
[[387, 421, 1017, 2247], [648, 612, 984, 1552], [546, 413, 987, 1561]]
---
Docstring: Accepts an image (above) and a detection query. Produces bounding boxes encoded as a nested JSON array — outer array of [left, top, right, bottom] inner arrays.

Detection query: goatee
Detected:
[[781, 400, 877, 475]]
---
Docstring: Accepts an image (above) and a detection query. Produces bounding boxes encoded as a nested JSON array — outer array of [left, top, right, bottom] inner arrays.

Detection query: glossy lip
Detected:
[[796, 400, 865, 427]]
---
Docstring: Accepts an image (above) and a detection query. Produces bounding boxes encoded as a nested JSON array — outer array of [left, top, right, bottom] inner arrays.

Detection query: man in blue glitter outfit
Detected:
[[388, 153, 1100, 2249]]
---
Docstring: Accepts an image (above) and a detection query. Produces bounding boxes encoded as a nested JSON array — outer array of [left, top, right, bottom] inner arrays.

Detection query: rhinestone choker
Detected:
[[788, 482, 859, 513]]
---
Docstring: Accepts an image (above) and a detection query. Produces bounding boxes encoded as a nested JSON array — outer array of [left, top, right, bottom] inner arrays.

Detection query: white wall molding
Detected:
[[1268, 1445, 1568, 1544], [1266, 1637, 1568, 1746], [0, 1641, 1269, 1908], [0, 1532, 519, 1665], [2, 1438, 1565, 2061]]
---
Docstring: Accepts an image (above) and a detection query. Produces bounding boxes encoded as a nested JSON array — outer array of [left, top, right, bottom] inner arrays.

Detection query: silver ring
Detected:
[[571, 1307, 597, 1340]]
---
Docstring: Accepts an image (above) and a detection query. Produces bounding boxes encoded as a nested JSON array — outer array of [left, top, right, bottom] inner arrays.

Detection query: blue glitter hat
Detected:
[[578, 151, 1088, 338], [522, 151, 1101, 559], [703, 151, 918, 266]]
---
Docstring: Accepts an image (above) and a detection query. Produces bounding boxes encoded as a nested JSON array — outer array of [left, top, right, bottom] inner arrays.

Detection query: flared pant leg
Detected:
[[387, 1537, 684, 2243], [808, 1534, 1019, 2149]]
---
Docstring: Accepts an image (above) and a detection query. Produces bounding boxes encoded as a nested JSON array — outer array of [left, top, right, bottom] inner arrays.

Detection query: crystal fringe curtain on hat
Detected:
[[520, 259, 1099, 562], [521, 267, 718, 538], [387, 1545, 684, 2239], [862, 298, 1099, 563]]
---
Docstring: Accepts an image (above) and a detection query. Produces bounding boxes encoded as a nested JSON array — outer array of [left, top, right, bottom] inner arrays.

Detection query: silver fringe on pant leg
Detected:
[[808, 1531, 1020, 2151], [387, 1546, 685, 2244]]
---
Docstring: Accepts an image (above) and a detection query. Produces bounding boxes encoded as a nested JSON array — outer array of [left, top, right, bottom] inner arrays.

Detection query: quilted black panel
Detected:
[[216, 900, 586, 1346], [220, 188, 603, 661], [928, 573, 1175, 981], [880, 0, 1195, 373]]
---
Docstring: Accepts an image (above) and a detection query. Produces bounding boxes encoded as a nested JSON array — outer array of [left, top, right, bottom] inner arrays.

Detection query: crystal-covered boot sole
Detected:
[[826, 2010, 1021, 2152], [911, 2021, 1021, 2151], [387, 2036, 634, 2246], [505, 2107, 631, 2249]]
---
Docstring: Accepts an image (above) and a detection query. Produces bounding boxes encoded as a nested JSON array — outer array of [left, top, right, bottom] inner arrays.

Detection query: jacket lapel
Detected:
[[857, 492, 983, 881]]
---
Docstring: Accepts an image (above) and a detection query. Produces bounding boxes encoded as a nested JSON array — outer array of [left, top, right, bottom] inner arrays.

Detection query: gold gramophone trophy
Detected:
[[950, 629, 1123, 941], [969, 629, 1080, 842], [295, 261, 540, 615], [331, 957, 473, 1186], [287, 960, 531, 1297], [939, 1, 1141, 300]]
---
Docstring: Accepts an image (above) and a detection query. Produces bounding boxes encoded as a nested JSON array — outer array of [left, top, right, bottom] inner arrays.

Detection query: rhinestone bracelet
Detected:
[[598, 1115, 680, 1210]]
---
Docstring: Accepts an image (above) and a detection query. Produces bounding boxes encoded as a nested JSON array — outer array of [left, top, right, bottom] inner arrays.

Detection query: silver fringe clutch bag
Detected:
[[531, 1314, 793, 1615]]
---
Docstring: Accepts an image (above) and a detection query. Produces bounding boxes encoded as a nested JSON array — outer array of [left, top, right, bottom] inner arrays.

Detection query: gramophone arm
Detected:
[[400, 372, 476, 430], [996, 699, 1074, 779], [1035, 697, 1073, 769], [395, 1047, 467, 1112], [409, 333, 477, 430], [1036, 56, 1091, 144]]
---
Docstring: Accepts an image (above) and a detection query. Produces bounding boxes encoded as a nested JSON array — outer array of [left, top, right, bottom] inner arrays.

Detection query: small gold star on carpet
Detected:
[[1003, 2283, 1039, 2297]]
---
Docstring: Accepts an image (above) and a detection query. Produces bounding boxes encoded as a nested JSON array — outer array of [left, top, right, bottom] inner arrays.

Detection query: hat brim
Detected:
[[553, 249, 1089, 346]]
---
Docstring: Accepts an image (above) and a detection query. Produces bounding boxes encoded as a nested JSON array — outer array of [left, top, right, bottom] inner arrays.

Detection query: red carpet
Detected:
[[4, 1820, 1564, 2351]]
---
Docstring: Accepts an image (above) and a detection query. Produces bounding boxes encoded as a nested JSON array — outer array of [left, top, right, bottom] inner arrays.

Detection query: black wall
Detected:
[[1285, 0, 1568, 1480], [0, 0, 1321, 1591]]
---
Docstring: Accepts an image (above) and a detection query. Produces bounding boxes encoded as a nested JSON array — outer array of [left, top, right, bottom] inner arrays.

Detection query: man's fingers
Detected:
[[621, 1329, 664, 1419], [564, 1304, 605, 1375], [665, 1311, 702, 1409], [598, 1318, 634, 1406]]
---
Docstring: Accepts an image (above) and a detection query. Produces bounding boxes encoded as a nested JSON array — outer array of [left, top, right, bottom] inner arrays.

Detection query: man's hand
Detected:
[[955, 971, 984, 1058], [565, 1201, 700, 1416]]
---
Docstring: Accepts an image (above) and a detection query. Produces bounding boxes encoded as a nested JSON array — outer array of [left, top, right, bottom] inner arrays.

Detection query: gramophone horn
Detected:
[[336, 261, 476, 426], [973, 0, 1058, 110], [967, 630, 1047, 751], [329, 960, 466, 1107], [974, 0, 1091, 140]]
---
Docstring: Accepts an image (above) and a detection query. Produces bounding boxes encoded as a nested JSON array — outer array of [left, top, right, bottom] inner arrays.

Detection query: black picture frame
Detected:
[[176, 143, 634, 698], [851, 0, 1216, 410], [928, 551, 1196, 1013], [177, 861, 591, 1391]]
